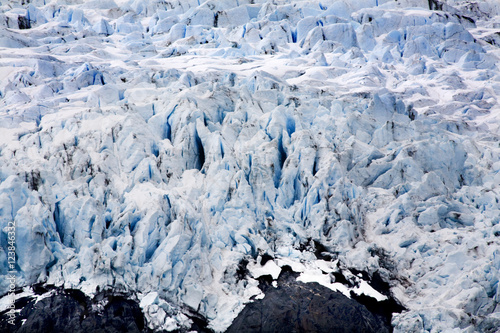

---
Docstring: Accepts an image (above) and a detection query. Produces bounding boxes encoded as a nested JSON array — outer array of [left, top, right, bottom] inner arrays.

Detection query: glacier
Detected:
[[1, 0, 500, 331]]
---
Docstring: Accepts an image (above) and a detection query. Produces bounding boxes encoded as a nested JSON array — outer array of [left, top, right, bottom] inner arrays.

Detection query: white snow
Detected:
[[294, 259, 388, 301], [249, 259, 282, 280]]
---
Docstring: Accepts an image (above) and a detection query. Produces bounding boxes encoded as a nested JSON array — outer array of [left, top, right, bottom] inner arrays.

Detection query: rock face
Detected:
[[0, 288, 147, 333], [227, 269, 396, 333], [1, 265, 403, 333], [229, 289, 387, 333]]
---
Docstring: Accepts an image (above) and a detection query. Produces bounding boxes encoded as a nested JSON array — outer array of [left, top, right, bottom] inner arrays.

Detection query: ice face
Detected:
[[1, 0, 500, 331]]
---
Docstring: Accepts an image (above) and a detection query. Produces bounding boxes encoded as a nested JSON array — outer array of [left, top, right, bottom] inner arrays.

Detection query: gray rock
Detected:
[[226, 269, 392, 333]]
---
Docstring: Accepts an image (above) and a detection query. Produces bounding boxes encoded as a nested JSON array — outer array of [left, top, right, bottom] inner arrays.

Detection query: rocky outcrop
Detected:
[[0, 287, 147, 333], [227, 268, 400, 333]]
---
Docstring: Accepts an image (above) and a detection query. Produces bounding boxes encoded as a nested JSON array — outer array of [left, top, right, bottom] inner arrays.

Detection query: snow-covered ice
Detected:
[[1, 0, 500, 331]]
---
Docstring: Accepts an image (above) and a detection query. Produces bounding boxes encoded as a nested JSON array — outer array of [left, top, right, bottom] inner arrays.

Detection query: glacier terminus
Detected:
[[1, 0, 500, 332]]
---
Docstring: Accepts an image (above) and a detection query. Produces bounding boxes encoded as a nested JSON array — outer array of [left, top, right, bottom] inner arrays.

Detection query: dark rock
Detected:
[[350, 292, 405, 330], [482, 32, 500, 47], [17, 16, 31, 30], [0, 288, 148, 333], [332, 271, 354, 287], [428, 0, 443, 11], [257, 274, 275, 293], [297, 238, 337, 261], [186, 312, 213, 333], [226, 269, 393, 333], [260, 253, 274, 266], [235, 258, 250, 281], [312, 240, 334, 261]]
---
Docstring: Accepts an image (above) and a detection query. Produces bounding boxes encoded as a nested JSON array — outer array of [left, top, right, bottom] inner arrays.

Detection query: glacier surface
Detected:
[[1, 0, 500, 331]]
